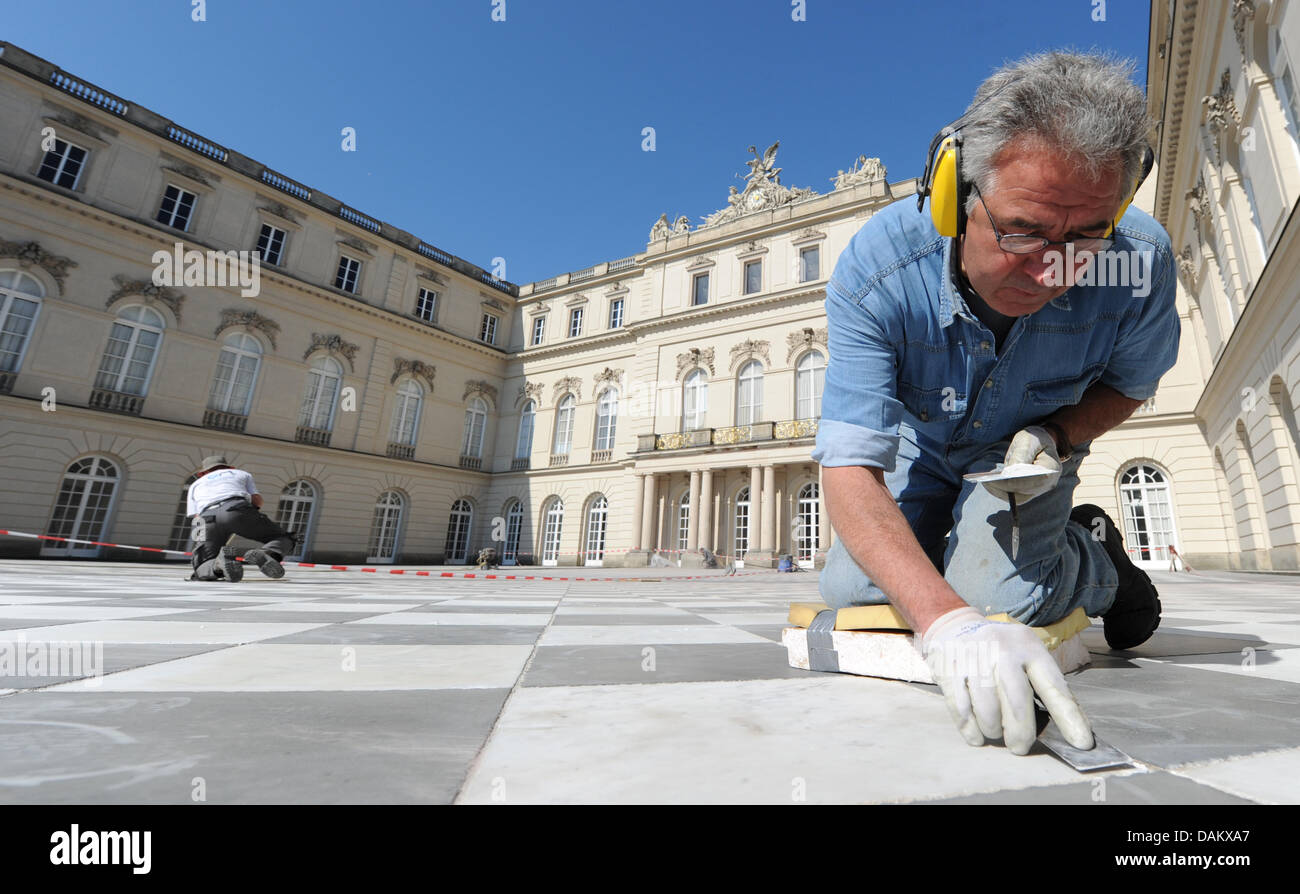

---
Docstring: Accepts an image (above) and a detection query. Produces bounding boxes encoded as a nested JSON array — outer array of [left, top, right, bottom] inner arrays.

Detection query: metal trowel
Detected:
[[1034, 700, 1134, 772]]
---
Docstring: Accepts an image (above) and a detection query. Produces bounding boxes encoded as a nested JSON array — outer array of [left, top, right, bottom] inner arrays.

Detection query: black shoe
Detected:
[[1069, 504, 1160, 649], [245, 549, 285, 579], [219, 546, 244, 583]]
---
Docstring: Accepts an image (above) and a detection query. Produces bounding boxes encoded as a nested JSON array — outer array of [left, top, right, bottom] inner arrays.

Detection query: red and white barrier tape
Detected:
[[0, 529, 779, 582]]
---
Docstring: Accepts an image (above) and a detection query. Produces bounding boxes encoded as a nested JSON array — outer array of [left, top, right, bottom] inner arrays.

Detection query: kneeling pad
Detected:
[[783, 604, 1091, 683]]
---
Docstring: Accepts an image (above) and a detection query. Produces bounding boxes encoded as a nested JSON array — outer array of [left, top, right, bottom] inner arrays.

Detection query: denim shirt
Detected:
[[812, 196, 1179, 475]]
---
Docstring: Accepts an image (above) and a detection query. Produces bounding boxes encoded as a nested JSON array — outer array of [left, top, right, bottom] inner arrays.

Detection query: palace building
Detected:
[[1, 1, 1298, 572]]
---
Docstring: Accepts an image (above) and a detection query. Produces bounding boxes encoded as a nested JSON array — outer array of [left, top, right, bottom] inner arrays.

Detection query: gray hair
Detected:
[[959, 51, 1153, 214]]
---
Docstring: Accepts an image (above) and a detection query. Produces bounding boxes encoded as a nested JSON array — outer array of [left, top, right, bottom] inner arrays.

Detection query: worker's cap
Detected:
[[197, 454, 230, 473]]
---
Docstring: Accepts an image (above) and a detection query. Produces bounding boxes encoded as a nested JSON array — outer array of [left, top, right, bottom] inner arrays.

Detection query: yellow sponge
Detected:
[[788, 603, 1091, 649]]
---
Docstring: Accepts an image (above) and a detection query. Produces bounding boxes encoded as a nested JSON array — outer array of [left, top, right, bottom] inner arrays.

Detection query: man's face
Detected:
[[959, 137, 1125, 317]]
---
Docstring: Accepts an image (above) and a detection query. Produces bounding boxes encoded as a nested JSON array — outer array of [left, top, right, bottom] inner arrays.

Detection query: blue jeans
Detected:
[[819, 432, 1119, 627]]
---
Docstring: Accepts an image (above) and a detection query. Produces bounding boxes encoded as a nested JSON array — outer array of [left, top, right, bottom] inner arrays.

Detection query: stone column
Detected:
[[762, 465, 776, 551], [745, 464, 780, 567], [686, 469, 701, 550], [699, 469, 713, 552], [642, 473, 657, 550], [624, 472, 652, 567], [631, 473, 645, 550], [749, 465, 762, 553]]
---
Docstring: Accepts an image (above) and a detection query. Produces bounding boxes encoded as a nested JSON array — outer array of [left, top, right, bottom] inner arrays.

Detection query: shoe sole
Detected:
[[246, 550, 285, 579], [220, 549, 243, 583]]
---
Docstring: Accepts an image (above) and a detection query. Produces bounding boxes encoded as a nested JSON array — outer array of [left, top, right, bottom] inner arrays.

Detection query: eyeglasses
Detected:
[[972, 184, 1115, 255]]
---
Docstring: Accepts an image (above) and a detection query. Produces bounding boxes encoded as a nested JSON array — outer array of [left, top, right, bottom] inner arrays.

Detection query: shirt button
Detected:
[[983, 380, 992, 389], [972, 420, 983, 428], [920, 411, 929, 421], [980, 340, 991, 350]]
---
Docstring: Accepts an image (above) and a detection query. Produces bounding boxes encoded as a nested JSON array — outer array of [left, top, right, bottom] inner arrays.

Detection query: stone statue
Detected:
[[649, 213, 671, 241]]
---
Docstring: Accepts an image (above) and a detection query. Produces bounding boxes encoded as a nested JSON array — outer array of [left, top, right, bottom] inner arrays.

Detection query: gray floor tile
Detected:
[[549, 614, 714, 626], [1, 643, 230, 689], [132, 610, 386, 624], [521, 643, 807, 687], [928, 771, 1256, 804], [262, 623, 544, 645], [0, 689, 509, 803]]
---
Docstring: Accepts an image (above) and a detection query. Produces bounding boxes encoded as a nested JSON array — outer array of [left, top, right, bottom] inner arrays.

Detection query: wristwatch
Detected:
[[1041, 421, 1074, 461]]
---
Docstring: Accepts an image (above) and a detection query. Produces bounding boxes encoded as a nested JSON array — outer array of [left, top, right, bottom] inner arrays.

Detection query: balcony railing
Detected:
[[591, 449, 613, 464], [387, 443, 415, 460], [0, 370, 14, 394], [774, 419, 818, 439], [511, 457, 530, 470], [638, 419, 815, 451], [549, 453, 569, 467], [295, 425, 332, 447], [202, 408, 248, 433], [89, 387, 143, 416], [459, 455, 483, 470], [608, 256, 637, 272]]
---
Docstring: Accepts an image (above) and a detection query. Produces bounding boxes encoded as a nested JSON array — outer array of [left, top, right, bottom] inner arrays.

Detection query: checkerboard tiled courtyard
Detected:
[[1, 559, 1298, 804]]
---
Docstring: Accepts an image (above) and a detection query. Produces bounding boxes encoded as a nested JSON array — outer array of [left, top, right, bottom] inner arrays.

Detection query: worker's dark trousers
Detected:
[[191, 500, 295, 580]]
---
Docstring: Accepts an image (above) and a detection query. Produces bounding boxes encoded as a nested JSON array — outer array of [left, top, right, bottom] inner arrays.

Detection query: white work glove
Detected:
[[982, 426, 1061, 504], [920, 607, 1093, 755]]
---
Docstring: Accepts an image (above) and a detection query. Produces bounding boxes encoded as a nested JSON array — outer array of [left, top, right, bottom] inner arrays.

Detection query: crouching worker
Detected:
[[187, 455, 295, 582]]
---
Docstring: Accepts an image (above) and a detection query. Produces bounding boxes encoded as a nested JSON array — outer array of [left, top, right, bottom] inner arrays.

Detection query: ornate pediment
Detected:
[[107, 274, 184, 323], [462, 380, 499, 406], [416, 267, 448, 286], [593, 367, 624, 390], [338, 236, 373, 255], [785, 327, 828, 362], [553, 375, 582, 402], [676, 347, 715, 378], [46, 108, 116, 142], [729, 339, 770, 370], [304, 333, 359, 371], [392, 358, 436, 390], [0, 239, 77, 290], [259, 201, 300, 224], [518, 381, 544, 406], [216, 308, 281, 349], [831, 155, 886, 190], [161, 156, 216, 187], [700, 142, 818, 229]]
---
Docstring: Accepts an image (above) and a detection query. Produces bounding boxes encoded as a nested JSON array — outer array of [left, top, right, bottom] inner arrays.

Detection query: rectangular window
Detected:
[[744, 260, 762, 295], [256, 223, 286, 266], [416, 288, 438, 322], [156, 184, 197, 231], [608, 297, 624, 329], [334, 255, 361, 293], [36, 139, 88, 190], [531, 315, 546, 346], [479, 312, 499, 345], [799, 246, 820, 282], [692, 272, 709, 306], [569, 307, 584, 337]]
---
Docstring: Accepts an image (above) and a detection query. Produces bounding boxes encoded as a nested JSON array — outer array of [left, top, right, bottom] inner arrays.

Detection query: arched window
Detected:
[[683, 369, 708, 430], [541, 497, 564, 566], [676, 490, 691, 552], [503, 499, 524, 565], [584, 495, 608, 566], [515, 400, 536, 460], [209, 332, 262, 416], [594, 389, 618, 451], [167, 473, 200, 554], [553, 394, 576, 455], [276, 479, 318, 561], [43, 456, 120, 557], [736, 361, 763, 425], [733, 485, 751, 562], [1119, 465, 1178, 568], [0, 269, 44, 382], [795, 482, 820, 566], [462, 396, 488, 458], [95, 305, 164, 396], [389, 379, 424, 447], [796, 350, 826, 420], [367, 490, 404, 563], [445, 498, 474, 564], [299, 356, 342, 432]]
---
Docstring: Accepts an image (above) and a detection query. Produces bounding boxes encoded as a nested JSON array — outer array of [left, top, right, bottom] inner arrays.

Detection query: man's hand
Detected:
[[920, 606, 1094, 755], [982, 426, 1061, 504]]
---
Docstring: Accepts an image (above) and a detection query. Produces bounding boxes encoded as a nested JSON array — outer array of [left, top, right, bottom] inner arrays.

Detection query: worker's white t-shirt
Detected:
[[187, 469, 259, 516]]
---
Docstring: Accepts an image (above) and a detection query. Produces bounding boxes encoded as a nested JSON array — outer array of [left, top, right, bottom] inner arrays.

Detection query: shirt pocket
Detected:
[[1020, 361, 1107, 413], [897, 380, 968, 425]]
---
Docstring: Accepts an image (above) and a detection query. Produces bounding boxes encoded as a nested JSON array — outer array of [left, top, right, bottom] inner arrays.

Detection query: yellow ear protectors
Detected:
[[1103, 144, 1156, 236]]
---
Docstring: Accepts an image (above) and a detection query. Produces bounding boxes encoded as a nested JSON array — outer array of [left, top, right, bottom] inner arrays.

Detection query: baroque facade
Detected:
[[1, 2, 1298, 572]]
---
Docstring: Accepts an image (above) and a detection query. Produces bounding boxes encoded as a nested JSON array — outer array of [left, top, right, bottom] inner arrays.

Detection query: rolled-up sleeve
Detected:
[[812, 280, 904, 471], [1098, 245, 1180, 402]]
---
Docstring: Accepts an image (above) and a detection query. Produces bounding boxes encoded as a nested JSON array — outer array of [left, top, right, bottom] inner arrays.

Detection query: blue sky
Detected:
[[4, 0, 1151, 284]]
